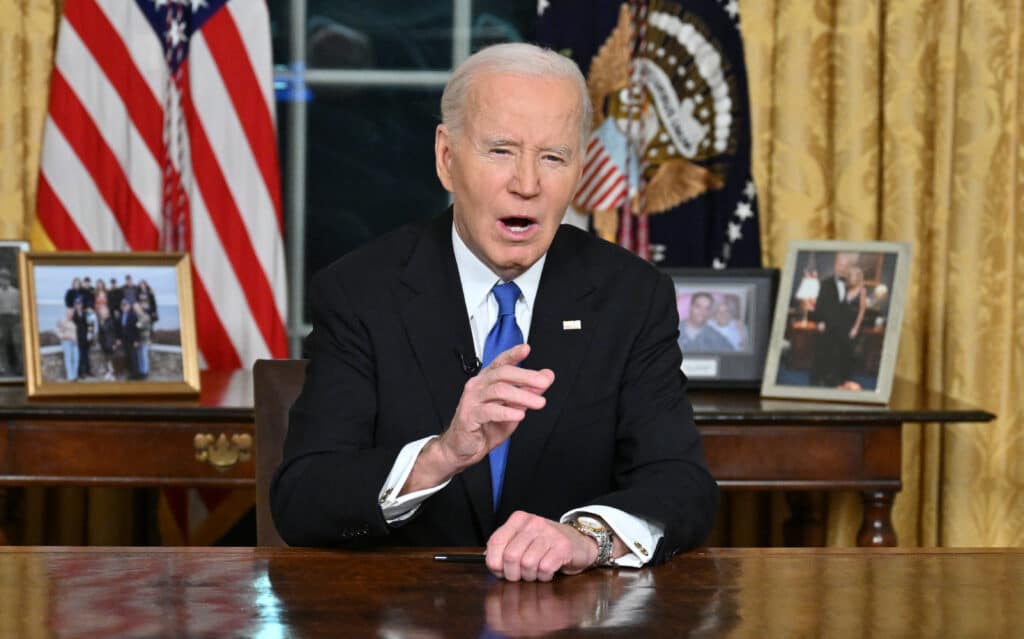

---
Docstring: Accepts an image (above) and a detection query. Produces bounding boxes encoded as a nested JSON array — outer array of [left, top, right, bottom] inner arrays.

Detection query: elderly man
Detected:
[[272, 43, 717, 582], [0, 268, 22, 376], [810, 252, 860, 386]]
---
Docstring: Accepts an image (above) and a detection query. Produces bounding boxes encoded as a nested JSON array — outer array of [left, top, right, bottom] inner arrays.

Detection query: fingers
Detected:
[[481, 381, 547, 411], [487, 343, 531, 369], [487, 512, 575, 582]]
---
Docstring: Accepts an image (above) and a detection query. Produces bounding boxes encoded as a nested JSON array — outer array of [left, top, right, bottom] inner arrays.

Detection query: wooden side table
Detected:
[[0, 371, 994, 547]]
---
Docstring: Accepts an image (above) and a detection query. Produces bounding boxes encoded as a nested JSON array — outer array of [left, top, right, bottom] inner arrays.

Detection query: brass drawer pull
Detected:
[[193, 433, 253, 471]]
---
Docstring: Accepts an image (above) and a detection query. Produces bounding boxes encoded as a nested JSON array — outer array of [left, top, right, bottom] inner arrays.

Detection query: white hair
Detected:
[[440, 42, 592, 148]]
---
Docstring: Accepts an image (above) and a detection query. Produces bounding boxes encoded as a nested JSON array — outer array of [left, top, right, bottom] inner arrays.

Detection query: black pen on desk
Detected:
[[433, 553, 486, 564]]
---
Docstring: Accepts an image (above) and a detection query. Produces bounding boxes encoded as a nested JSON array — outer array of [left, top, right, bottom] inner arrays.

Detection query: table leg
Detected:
[[857, 490, 897, 547], [0, 488, 11, 544], [783, 492, 824, 546]]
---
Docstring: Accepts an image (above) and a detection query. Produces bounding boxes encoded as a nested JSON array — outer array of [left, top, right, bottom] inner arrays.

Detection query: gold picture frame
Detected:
[[19, 251, 200, 397], [760, 240, 912, 404]]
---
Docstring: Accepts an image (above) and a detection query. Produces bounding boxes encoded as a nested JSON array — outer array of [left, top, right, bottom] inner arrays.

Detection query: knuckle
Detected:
[[504, 547, 523, 564], [539, 558, 560, 576]]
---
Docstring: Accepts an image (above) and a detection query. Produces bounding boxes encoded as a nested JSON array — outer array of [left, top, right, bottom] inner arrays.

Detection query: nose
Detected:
[[509, 155, 540, 198]]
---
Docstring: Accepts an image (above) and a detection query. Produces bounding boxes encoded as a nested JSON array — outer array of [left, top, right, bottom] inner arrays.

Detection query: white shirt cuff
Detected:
[[378, 435, 452, 524], [561, 505, 663, 567]]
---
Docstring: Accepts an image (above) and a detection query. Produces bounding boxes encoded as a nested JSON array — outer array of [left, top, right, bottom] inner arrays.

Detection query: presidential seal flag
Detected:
[[538, 0, 761, 268], [35, 0, 286, 543]]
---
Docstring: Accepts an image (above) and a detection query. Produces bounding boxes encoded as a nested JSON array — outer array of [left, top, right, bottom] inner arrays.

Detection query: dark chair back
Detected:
[[253, 358, 308, 547]]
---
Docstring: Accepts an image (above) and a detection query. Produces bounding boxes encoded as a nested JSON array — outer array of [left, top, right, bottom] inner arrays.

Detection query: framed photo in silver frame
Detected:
[[761, 240, 912, 404]]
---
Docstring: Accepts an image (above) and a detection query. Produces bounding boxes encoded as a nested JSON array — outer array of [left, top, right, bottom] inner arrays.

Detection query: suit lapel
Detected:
[[497, 229, 596, 521], [398, 211, 495, 535]]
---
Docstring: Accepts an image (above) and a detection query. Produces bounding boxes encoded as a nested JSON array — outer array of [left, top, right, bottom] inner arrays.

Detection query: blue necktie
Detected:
[[481, 281, 523, 510]]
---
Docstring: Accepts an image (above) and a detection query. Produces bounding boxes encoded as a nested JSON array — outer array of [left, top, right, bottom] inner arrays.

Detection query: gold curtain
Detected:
[[1, 0, 139, 546], [742, 0, 1024, 545], [0, 0, 58, 239]]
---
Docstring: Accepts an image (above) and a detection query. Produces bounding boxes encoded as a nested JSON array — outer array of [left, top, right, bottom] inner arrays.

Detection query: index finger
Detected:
[[485, 365, 555, 393], [486, 514, 530, 575], [487, 343, 531, 370]]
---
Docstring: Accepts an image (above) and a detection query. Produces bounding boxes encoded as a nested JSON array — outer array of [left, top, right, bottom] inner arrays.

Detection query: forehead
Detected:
[[465, 72, 580, 143]]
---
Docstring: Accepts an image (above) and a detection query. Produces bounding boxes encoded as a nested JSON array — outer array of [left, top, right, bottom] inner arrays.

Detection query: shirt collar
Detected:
[[451, 224, 546, 317]]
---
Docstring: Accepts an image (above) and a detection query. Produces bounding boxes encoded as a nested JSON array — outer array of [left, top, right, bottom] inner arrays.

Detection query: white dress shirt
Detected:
[[376, 225, 662, 567]]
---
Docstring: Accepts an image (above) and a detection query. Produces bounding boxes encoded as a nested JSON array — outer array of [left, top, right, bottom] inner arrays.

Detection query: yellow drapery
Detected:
[[1, 0, 138, 546], [742, 0, 1024, 545], [1, 0, 1022, 547]]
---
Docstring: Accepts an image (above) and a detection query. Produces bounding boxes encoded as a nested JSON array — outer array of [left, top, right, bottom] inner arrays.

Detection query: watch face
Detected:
[[577, 515, 606, 531]]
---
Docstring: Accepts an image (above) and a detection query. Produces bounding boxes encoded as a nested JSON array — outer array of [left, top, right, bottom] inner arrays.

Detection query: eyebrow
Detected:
[[483, 137, 519, 148], [543, 145, 573, 158], [483, 138, 573, 158]]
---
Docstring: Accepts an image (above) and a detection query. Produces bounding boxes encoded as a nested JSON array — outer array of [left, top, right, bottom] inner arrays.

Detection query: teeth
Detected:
[[508, 225, 528, 232]]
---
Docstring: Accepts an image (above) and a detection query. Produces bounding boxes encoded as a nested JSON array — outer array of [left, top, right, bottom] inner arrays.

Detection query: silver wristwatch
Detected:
[[569, 515, 614, 567]]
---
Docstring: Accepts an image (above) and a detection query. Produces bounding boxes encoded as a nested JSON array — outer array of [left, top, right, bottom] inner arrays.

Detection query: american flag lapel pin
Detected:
[[562, 320, 582, 331]]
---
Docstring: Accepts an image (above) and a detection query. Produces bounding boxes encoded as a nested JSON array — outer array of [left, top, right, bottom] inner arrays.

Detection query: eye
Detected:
[[542, 153, 566, 164], [489, 147, 512, 156]]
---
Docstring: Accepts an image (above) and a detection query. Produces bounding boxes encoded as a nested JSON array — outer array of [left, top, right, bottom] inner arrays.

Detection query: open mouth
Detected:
[[499, 216, 538, 234]]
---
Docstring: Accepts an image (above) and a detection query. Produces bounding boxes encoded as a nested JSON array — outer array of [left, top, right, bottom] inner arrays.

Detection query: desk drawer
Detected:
[[700, 424, 901, 489], [0, 420, 255, 486]]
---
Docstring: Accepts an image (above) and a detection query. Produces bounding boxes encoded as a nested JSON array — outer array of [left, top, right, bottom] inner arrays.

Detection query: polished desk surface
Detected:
[[0, 371, 993, 425], [0, 547, 1020, 638], [0, 370, 254, 422]]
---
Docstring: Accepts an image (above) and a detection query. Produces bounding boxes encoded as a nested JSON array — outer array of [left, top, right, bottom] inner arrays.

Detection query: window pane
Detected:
[[306, 2, 453, 70], [268, 0, 291, 65], [302, 87, 448, 321], [471, 2, 536, 52]]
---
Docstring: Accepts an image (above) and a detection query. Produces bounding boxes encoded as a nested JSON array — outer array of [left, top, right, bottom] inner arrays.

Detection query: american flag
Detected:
[[36, 0, 288, 370], [573, 119, 636, 213]]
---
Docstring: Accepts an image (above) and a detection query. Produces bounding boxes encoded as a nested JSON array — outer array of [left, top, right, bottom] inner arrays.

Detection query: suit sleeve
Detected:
[[270, 268, 402, 546], [586, 271, 719, 563]]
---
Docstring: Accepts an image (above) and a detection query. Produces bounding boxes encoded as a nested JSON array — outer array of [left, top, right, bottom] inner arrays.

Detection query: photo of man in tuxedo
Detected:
[[272, 43, 718, 582], [809, 252, 860, 387]]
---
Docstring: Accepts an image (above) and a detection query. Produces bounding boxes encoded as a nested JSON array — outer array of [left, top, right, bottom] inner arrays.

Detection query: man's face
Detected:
[[688, 296, 712, 327], [713, 302, 732, 326], [834, 253, 859, 278], [436, 72, 583, 280]]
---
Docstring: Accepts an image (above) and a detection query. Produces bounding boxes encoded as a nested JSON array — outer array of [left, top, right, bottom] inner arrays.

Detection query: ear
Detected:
[[434, 124, 455, 193]]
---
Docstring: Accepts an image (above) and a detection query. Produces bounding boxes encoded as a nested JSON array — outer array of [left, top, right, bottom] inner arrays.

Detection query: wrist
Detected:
[[568, 515, 614, 567], [403, 438, 460, 495], [564, 522, 600, 566]]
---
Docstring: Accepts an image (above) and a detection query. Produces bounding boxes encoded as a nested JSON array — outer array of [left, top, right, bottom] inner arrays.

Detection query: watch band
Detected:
[[570, 515, 614, 567]]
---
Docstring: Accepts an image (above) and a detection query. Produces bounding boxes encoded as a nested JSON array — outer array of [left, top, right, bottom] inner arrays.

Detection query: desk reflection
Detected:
[[6, 548, 1021, 638]]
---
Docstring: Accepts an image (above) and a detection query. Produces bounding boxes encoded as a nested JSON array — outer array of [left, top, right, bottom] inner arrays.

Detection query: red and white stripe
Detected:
[[37, 0, 287, 369], [573, 137, 629, 212]]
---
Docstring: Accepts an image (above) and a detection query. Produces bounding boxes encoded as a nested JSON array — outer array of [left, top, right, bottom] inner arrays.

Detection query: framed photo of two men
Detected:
[[761, 240, 913, 405], [668, 268, 779, 388], [18, 252, 200, 398]]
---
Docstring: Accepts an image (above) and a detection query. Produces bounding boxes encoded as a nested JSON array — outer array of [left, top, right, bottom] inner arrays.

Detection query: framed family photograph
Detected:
[[18, 252, 200, 398], [0, 240, 30, 383], [761, 241, 912, 404], [668, 268, 779, 388]]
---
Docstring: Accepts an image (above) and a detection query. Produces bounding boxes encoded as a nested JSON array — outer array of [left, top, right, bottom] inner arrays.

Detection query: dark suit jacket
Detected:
[[271, 211, 718, 564]]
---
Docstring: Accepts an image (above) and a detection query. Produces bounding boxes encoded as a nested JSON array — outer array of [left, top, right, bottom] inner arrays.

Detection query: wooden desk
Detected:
[[0, 373, 993, 547], [0, 370, 255, 487], [0, 546, 1020, 638]]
